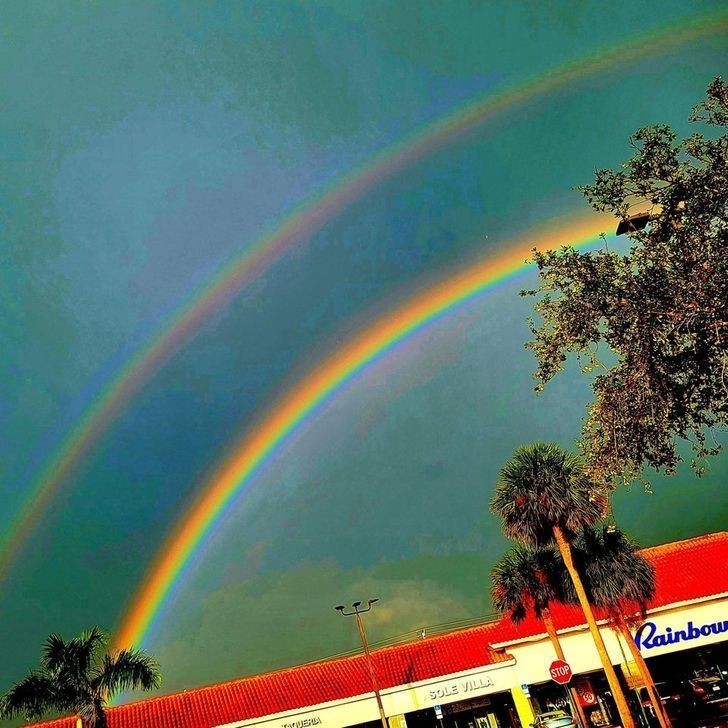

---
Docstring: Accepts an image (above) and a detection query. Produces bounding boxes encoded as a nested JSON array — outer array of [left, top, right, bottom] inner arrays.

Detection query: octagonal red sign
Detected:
[[549, 659, 573, 684]]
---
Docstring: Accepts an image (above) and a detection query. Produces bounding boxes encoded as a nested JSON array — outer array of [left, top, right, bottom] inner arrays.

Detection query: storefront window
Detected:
[[403, 692, 519, 728], [529, 672, 620, 727], [530, 682, 574, 716], [573, 673, 619, 727], [636, 642, 728, 727]]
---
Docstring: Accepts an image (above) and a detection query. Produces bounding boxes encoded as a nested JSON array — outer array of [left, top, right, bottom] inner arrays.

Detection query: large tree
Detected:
[[0, 627, 161, 727], [523, 78, 727, 486], [491, 442, 636, 728]]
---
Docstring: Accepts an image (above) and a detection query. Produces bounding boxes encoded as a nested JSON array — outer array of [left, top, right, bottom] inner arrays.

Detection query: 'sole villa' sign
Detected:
[[425, 675, 494, 702], [636, 618, 727, 650]]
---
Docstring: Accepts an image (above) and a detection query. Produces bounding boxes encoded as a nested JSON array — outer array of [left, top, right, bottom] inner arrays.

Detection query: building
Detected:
[[33, 532, 728, 728]]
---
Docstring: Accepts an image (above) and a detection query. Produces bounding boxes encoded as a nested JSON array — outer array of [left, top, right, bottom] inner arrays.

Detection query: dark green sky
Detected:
[[0, 2, 726, 721]]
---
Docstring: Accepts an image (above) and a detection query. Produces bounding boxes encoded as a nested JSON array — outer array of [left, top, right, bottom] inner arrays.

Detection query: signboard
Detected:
[[423, 675, 494, 703], [434, 705, 443, 719], [521, 683, 530, 697], [549, 659, 573, 685], [635, 618, 728, 651], [574, 678, 598, 707]]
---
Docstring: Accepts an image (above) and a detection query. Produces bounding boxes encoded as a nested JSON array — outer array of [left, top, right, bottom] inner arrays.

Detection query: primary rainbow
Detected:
[[2, 8, 726, 586], [115, 212, 616, 649]]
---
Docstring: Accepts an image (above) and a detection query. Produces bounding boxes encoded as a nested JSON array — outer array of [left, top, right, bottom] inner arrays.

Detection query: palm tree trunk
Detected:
[[616, 615, 672, 728], [553, 525, 636, 728], [543, 608, 590, 728], [85, 697, 107, 728]]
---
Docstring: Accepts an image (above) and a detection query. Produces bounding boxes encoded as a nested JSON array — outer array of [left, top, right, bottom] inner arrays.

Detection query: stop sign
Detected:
[[549, 659, 573, 685]]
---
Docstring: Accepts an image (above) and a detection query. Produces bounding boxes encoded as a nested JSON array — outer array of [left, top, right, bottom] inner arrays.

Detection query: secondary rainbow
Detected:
[[115, 212, 617, 649], [2, 8, 726, 586]]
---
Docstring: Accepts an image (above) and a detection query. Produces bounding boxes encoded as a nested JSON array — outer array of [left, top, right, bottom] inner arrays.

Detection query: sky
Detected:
[[0, 1, 726, 720]]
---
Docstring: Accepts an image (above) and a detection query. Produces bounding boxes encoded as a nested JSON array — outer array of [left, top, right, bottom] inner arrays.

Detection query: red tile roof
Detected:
[[28, 532, 728, 728], [28, 623, 509, 728], [641, 531, 728, 607], [491, 531, 728, 645]]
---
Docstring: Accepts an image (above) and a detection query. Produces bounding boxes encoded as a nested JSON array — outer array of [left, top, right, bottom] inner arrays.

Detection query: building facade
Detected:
[[34, 533, 728, 728]]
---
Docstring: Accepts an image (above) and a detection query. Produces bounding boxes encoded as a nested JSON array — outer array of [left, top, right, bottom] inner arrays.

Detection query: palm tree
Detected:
[[0, 627, 161, 727], [491, 442, 636, 728], [570, 525, 671, 728], [492, 544, 589, 728]]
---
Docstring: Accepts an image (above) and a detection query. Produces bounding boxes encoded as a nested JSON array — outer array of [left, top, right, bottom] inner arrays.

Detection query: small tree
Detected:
[[523, 78, 727, 486], [492, 544, 566, 627], [491, 442, 636, 728], [492, 544, 589, 727], [0, 627, 161, 727], [569, 526, 671, 728]]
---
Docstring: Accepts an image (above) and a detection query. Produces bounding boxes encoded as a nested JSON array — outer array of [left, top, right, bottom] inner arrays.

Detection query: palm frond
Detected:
[[491, 544, 565, 622], [0, 671, 62, 720], [69, 627, 107, 677], [491, 443, 606, 547], [41, 633, 69, 675], [570, 524, 655, 617], [41, 627, 106, 692], [93, 648, 161, 698]]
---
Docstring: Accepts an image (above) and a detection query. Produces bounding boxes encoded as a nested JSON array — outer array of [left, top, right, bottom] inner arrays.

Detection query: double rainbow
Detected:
[[115, 212, 615, 649], [2, 8, 725, 642]]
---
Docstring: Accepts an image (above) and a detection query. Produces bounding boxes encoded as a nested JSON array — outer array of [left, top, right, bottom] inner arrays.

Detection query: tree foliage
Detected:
[[523, 78, 727, 485], [0, 627, 161, 727], [568, 524, 655, 622], [491, 544, 566, 622], [490, 442, 606, 547]]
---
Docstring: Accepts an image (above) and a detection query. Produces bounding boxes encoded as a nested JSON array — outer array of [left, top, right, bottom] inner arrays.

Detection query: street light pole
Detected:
[[335, 599, 388, 728]]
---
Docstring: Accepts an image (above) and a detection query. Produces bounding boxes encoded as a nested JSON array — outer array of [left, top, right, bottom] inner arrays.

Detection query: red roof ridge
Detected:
[[100, 659, 363, 717], [638, 530, 728, 557], [102, 614, 506, 715]]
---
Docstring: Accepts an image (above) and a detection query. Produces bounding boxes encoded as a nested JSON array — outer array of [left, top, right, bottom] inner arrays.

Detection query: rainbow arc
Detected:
[[0, 7, 724, 648], [115, 211, 615, 649]]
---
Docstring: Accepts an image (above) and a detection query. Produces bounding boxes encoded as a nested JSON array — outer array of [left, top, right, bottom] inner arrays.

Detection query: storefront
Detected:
[[460, 534, 728, 728], [32, 532, 727, 728]]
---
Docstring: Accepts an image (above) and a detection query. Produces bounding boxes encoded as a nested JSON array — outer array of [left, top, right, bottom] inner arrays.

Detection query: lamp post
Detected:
[[335, 599, 388, 728]]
